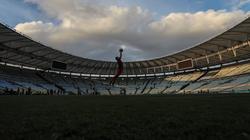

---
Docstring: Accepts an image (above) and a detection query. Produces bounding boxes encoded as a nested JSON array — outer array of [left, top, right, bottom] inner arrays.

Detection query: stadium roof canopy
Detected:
[[0, 16, 250, 76]]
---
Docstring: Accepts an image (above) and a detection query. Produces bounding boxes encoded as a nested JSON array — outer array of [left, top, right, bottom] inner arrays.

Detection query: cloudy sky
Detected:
[[0, 0, 250, 61]]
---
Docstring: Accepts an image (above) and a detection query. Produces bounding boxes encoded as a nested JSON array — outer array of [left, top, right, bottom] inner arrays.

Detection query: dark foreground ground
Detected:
[[1, 94, 250, 140]]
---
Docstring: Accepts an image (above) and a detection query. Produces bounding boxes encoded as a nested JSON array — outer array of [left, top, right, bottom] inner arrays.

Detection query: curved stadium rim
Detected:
[[0, 15, 250, 77]]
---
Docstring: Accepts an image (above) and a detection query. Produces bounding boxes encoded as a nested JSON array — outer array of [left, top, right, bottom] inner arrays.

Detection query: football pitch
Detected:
[[1, 94, 250, 140]]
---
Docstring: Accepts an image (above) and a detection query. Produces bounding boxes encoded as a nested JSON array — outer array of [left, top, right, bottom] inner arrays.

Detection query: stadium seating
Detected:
[[1, 61, 250, 95]]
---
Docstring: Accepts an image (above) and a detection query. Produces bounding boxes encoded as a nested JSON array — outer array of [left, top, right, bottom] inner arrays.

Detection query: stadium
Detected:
[[2, 1, 250, 140], [1, 17, 250, 95]]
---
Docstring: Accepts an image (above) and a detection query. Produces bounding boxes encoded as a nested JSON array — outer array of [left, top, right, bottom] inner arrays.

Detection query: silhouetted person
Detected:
[[4, 87, 9, 95], [50, 89, 53, 95], [28, 87, 32, 95], [10, 89, 14, 95], [110, 49, 124, 85], [17, 88, 20, 95], [77, 87, 81, 96]]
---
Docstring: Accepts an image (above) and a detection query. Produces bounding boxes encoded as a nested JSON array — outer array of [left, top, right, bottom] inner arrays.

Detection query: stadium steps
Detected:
[[140, 79, 151, 94], [180, 71, 209, 91], [105, 86, 112, 95], [36, 72, 65, 92], [159, 80, 173, 94], [146, 86, 155, 94], [134, 87, 140, 95]]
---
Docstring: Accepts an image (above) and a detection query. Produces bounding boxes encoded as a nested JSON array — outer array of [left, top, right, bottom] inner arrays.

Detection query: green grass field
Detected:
[[1, 94, 250, 140]]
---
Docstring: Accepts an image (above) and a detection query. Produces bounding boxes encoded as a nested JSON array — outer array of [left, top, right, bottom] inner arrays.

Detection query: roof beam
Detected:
[[174, 53, 193, 60], [153, 60, 164, 66], [129, 63, 134, 75], [0, 38, 27, 44], [15, 43, 40, 50], [151, 60, 160, 66], [97, 62, 107, 74], [228, 30, 250, 34], [196, 46, 217, 54], [0, 43, 51, 62], [187, 50, 205, 57], [88, 63, 100, 74], [108, 63, 114, 76], [218, 36, 244, 42], [205, 42, 228, 50], [26, 46, 48, 54], [168, 56, 181, 62], [0, 31, 16, 35], [145, 61, 153, 68]]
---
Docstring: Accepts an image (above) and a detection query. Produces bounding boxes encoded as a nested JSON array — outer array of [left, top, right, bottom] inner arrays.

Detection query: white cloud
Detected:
[[15, 0, 250, 61]]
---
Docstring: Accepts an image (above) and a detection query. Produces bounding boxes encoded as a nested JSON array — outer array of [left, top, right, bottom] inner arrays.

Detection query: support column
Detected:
[[218, 52, 222, 61], [232, 47, 237, 57], [206, 55, 210, 64]]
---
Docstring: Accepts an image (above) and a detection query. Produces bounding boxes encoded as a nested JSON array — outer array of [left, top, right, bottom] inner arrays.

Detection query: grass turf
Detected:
[[0, 94, 250, 140]]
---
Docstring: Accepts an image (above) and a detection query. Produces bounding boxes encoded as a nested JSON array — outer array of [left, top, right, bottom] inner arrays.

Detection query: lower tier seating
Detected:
[[1, 62, 250, 95]]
